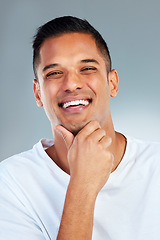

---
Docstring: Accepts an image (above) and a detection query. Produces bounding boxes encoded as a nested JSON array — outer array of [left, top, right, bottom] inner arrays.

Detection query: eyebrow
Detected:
[[80, 59, 100, 65], [43, 64, 59, 72], [42, 59, 100, 72]]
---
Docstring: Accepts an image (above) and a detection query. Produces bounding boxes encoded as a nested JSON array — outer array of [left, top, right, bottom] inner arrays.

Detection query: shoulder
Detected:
[[125, 135, 160, 168], [0, 139, 54, 181], [127, 136, 160, 155]]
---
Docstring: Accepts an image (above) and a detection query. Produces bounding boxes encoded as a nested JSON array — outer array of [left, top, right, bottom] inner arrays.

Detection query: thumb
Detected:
[[55, 125, 74, 150]]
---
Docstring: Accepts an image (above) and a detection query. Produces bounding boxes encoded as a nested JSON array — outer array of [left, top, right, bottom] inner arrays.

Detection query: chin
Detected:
[[68, 125, 84, 136], [64, 121, 87, 136]]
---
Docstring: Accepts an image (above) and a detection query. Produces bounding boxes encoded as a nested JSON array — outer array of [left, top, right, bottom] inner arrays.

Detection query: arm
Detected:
[[57, 179, 96, 239], [56, 121, 114, 240]]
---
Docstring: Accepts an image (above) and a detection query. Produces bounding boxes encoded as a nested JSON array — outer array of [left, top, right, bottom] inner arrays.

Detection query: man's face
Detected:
[[34, 33, 118, 134]]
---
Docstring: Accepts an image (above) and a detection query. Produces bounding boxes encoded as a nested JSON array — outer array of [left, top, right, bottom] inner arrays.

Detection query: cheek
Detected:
[[87, 74, 108, 97], [40, 86, 58, 122], [40, 82, 58, 104]]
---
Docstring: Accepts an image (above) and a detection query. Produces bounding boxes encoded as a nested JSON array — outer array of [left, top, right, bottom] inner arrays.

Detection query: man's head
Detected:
[[33, 16, 119, 135], [33, 16, 112, 80]]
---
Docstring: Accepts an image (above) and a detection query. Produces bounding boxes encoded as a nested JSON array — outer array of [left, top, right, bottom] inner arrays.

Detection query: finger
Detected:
[[77, 120, 101, 139], [55, 125, 74, 149], [87, 128, 106, 143], [99, 136, 112, 149]]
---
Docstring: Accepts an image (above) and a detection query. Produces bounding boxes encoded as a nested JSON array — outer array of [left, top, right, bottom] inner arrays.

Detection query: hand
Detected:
[[56, 120, 114, 197]]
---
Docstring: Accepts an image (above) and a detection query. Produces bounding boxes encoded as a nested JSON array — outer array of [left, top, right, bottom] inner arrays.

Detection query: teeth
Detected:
[[63, 100, 89, 109]]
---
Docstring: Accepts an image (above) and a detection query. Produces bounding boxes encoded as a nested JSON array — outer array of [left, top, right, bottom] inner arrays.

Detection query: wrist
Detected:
[[68, 177, 98, 206]]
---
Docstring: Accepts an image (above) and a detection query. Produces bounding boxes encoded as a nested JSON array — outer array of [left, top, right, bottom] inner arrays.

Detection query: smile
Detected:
[[62, 99, 90, 109], [59, 97, 92, 112]]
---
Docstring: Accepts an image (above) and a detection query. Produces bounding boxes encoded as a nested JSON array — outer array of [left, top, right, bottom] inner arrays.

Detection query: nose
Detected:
[[62, 71, 83, 92]]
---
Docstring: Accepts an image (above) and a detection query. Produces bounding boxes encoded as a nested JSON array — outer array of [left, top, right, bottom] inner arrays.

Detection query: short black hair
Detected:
[[32, 16, 112, 80]]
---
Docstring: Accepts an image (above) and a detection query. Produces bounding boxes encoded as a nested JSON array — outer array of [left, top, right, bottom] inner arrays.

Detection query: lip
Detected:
[[59, 96, 91, 104], [58, 95, 92, 113], [58, 95, 92, 107]]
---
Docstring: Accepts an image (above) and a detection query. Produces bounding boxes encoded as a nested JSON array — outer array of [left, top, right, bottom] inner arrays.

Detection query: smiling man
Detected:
[[34, 30, 116, 136], [0, 16, 160, 240]]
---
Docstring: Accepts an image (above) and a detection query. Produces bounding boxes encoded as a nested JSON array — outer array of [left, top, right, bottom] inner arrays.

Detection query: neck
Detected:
[[111, 131, 127, 172], [46, 122, 126, 175]]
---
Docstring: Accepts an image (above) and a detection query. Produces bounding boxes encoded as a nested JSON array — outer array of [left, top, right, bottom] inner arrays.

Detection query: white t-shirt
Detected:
[[0, 136, 160, 240]]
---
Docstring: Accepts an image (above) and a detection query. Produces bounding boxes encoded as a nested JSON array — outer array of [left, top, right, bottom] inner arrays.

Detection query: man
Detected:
[[0, 16, 160, 240]]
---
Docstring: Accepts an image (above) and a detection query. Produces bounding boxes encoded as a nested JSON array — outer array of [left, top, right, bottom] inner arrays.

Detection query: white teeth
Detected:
[[63, 100, 89, 109]]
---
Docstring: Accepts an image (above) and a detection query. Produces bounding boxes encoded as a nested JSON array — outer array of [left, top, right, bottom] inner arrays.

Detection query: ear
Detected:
[[108, 69, 119, 97], [33, 79, 43, 107]]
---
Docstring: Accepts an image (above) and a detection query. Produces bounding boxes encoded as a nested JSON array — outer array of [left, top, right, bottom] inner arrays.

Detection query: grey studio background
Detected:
[[0, 0, 160, 161]]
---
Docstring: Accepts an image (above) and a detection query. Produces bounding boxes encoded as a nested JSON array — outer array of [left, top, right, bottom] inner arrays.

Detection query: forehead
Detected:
[[39, 32, 104, 65]]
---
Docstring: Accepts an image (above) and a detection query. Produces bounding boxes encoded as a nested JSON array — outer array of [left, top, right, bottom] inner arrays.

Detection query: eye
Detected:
[[46, 71, 63, 79], [80, 66, 97, 74]]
